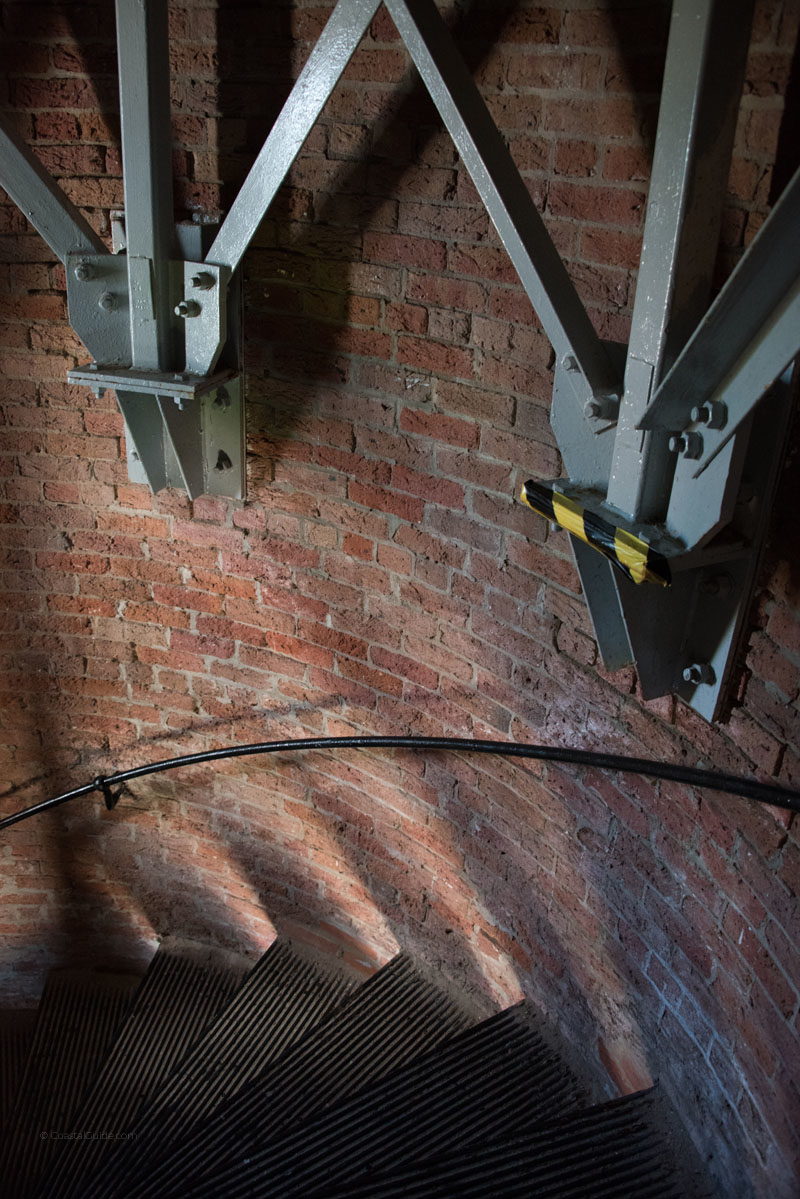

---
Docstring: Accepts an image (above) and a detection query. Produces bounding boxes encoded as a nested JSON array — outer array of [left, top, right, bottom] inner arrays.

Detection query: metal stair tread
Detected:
[[78, 936, 357, 1199], [0, 1008, 37, 1135], [0, 969, 139, 1198], [35, 939, 249, 1199], [181, 1000, 586, 1198], [121, 952, 475, 1199], [321, 1091, 683, 1198], [0, 945, 684, 1199]]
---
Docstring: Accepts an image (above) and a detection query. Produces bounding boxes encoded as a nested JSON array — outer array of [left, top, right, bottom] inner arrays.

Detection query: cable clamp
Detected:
[[93, 776, 123, 811]]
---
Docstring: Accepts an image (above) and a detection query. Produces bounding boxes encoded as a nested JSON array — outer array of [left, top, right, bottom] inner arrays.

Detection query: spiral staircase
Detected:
[[0, 937, 684, 1197]]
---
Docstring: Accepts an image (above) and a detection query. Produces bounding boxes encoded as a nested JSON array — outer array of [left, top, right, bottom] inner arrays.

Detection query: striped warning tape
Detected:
[[520, 480, 671, 587]]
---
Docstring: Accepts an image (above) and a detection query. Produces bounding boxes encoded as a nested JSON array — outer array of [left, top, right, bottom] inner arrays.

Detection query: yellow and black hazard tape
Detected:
[[520, 480, 671, 587]]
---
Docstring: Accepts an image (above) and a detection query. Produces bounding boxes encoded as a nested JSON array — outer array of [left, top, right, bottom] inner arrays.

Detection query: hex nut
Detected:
[[668, 432, 703, 459], [690, 401, 727, 430], [682, 662, 715, 685], [174, 300, 201, 318]]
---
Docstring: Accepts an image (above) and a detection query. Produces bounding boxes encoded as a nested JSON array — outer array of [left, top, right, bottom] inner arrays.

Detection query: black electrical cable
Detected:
[[0, 735, 798, 832]]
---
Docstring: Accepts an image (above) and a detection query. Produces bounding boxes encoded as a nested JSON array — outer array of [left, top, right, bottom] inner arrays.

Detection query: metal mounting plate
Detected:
[[68, 363, 235, 401], [116, 373, 245, 501], [66, 253, 132, 366], [181, 261, 231, 376]]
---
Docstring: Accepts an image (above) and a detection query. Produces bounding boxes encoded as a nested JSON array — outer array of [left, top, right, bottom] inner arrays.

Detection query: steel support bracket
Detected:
[[66, 252, 132, 367], [112, 375, 244, 501], [178, 261, 231, 376], [0, 1, 248, 502], [0, 0, 796, 722], [541, 0, 799, 721]]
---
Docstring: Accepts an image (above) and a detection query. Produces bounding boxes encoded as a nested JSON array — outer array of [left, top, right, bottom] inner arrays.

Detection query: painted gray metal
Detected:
[[550, 344, 624, 492], [65, 252, 132, 366], [116, 392, 171, 493], [385, 0, 619, 402], [112, 378, 244, 501], [115, 0, 176, 371], [68, 364, 235, 402], [202, 376, 246, 498], [0, 116, 107, 262], [640, 165, 800, 464], [206, 0, 382, 274], [571, 540, 633, 672], [181, 261, 232, 376], [666, 430, 746, 549], [675, 373, 796, 720], [692, 279, 800, 477], [606, 0, 755, 522], [551, 0, 784, 718]]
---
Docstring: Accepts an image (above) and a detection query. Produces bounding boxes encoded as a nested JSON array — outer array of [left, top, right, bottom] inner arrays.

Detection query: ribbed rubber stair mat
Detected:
[[0, 969, 138, 1199], [0, 1008, 36, 1134], [325, 1091, 682, 1198], [37, 941, 247, 1199], [81, 937, 356, 1199], [183, 1001, 585, 1198], [118, 953, 474, 1199]]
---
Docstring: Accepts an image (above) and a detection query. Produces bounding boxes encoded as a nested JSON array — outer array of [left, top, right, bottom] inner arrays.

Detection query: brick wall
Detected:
[[0, 0, 798, 1193]]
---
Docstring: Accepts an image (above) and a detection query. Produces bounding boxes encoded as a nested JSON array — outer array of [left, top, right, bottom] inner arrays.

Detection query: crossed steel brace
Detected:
[[0, 0, 797, 720]]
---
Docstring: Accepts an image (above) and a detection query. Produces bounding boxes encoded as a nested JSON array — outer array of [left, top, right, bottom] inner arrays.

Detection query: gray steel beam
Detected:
[[0, 115, 107, 261], [385, 0, 618, 399], [115, 0, 176, 370], [639, 164, 800, 474], [606, 0, 754, 522], [206, 0, 382, 275]]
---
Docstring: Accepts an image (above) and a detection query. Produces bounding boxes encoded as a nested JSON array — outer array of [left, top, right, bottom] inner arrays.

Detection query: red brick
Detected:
[[348, 481, 424, 523], [396, 336, 474, 379]]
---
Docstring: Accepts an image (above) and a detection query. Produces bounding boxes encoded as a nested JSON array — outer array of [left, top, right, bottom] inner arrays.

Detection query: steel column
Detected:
[[385, 0, 619, 401], [0, 115, 107, 262], [115, 0, 176, 370], [606, 0, 755, 522], [206, 0, 382, 274]]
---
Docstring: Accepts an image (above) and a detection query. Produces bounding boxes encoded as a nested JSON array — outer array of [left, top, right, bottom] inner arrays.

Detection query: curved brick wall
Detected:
[[0, 1, 798, 1194]]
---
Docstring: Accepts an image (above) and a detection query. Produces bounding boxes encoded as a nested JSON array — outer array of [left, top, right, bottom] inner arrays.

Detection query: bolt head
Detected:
[[700, 572, 734, 599], [74, 261, 94, 282], [669, 431, 703, 459], [190, 271, 215, 290], [584, 400, 602, 419], [98, 291, 116, 313], [682, 662, 715, 686], [682, 431, 703, 459], [562, 355, 578, 372], [690, 401, 727, 430], [174, 299, 201, 318]]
